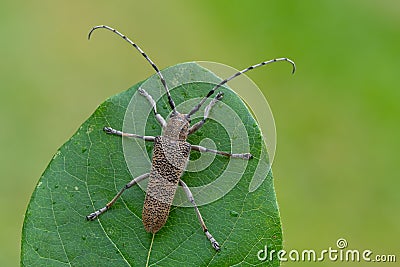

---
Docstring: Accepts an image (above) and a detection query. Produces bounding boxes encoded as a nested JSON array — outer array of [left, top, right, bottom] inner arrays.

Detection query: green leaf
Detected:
[[21, 63, 282, 266]]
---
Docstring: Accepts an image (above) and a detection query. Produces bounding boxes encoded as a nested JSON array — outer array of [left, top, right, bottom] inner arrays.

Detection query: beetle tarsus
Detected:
[[86, 213, 98, 221], [87, 206, 108, 220], [103, 126, 114, 134], [245, 153, 253, 160]]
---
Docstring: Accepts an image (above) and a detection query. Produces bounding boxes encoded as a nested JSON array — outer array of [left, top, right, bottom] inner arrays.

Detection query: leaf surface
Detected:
[[21, 63, 282, 267]]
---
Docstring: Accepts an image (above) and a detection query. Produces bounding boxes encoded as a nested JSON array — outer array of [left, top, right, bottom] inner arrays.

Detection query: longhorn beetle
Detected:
[[86, 25, 296, 251]]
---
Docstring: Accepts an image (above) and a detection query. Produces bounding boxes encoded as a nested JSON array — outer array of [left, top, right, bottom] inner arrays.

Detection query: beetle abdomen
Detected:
[[142, 136, 191, 233]]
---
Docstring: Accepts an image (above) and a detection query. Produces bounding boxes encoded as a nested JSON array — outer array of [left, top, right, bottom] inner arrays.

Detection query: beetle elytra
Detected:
[[86, 25, 296, 251]]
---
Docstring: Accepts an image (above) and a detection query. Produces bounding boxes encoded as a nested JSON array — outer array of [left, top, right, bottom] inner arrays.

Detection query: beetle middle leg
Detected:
[[87, 172, 150, 220], [179, 180, 221, 251], [190, 144, 252, 160], [103, 126, 156, 141]]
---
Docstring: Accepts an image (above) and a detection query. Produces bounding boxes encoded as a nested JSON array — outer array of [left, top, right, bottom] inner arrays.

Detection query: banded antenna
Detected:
[[88, 25, 177, 114], [187, 58, 296, 118]]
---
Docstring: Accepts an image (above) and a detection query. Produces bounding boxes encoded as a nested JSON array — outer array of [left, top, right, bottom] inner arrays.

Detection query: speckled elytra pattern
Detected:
[[142, 136, 191, 233]]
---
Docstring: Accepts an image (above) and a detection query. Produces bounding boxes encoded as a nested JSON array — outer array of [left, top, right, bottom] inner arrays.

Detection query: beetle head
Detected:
[[163, 112, 190, 141]]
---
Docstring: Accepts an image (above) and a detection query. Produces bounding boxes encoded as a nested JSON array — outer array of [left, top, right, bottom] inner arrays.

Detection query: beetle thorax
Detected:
[[163, 113, 190, 141]]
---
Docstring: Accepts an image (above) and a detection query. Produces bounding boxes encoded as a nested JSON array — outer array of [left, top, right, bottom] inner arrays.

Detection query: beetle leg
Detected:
[[188, 92, 223, 135], [86, 173, 150, 220], [179, 180, 221, 251], [138, 88, 167, 128], [190, 144, 252, 160], [103, 126, 156, 142]]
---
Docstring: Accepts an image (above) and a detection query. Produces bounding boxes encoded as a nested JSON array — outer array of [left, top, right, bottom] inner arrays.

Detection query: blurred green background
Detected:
[[1, 1, 399, 266]]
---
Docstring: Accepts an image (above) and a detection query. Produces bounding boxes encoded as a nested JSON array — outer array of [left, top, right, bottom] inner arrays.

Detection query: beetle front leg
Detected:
[[190, 144, 252, 160], [188, 92, 223, 135], [138, 88, 167, 128]]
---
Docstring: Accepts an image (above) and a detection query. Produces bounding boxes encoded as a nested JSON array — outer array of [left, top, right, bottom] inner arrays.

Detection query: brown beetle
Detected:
[[86, 25, 295, 251]]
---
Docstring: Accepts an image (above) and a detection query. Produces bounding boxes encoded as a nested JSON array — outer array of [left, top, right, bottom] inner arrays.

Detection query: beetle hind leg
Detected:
[[179, 180, 220, 251], [86, 173, 150, 220]]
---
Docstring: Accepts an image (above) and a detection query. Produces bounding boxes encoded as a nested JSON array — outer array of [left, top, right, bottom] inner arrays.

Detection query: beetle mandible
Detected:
[[86, 25, 296, 251]]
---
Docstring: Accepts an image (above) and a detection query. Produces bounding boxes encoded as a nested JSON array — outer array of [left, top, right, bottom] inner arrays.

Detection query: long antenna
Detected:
[[187, 58, 296, 117], [88, 25, 176, 113]]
